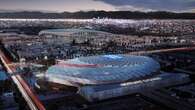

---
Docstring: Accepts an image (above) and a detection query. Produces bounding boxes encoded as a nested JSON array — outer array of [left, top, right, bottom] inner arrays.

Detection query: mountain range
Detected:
[[0, 11, 195, 19]]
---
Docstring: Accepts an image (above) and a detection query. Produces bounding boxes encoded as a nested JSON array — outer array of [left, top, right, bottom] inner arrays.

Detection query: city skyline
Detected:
[[0, 0, 195, 12]]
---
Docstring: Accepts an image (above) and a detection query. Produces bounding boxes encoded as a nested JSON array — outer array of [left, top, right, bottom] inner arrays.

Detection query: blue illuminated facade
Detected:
[[45, 55, 160, 86]]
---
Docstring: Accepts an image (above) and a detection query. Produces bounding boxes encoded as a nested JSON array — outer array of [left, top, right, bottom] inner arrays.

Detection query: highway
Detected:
[[0, 48, 46, 110], [142, 90, 195, 110], [126, 46, 195, 55]]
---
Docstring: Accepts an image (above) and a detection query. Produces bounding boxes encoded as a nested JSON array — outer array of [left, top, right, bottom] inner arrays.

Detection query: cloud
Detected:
[[0, 0, 195, 12], [94, 0, 195, 12], [115, 5, 156, 12], [0, 0, 116, 12]]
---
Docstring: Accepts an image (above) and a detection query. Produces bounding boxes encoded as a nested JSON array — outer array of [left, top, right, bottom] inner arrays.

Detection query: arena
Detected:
[[36, 54, 189, 102], [39, 28, 113, 37], [45, 55, 160, 86], [39, 29, 117, 45]]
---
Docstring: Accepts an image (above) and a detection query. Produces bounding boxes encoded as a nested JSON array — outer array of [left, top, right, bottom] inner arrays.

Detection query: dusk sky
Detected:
[[0, 0, 195, 12]]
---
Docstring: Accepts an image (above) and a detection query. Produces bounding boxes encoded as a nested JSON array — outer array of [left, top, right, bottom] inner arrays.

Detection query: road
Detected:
[[126, 46, 195, 55], [0, 48, 46, 110], [142, 90, 195, 110]]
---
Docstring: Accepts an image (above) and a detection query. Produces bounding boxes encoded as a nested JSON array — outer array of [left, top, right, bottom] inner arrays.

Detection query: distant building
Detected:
[[39, 28, 118, 46], [0, 71, 8, 95], [0, 71, 7, 82]]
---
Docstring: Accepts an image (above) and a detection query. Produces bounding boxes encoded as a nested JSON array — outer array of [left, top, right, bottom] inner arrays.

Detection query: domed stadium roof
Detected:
[[45, 55, 160, 86]]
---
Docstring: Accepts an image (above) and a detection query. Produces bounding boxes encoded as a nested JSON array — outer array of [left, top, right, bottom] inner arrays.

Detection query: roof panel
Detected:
[[46, 54, 160, 85]]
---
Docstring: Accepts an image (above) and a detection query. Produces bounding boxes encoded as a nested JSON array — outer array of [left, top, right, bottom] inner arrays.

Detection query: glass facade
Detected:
[[46, 55, 160, 85]]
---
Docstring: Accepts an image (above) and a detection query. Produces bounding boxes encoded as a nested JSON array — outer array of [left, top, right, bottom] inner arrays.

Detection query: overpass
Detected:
[[0, 48, 46, 110]]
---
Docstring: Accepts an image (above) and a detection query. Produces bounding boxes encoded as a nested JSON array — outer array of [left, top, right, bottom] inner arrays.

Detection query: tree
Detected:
[[71, 39, 76, 46]]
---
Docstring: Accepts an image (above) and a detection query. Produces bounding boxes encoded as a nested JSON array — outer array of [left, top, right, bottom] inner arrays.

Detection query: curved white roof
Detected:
[[39, 29, 113, 36], [45, 55, 160, 86]]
